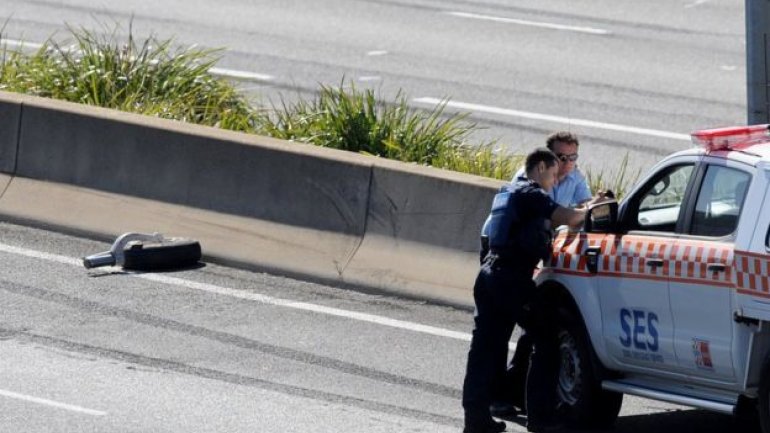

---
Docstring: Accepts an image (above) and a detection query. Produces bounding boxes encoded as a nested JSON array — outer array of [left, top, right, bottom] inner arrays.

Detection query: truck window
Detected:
[[689, 166, 750, 237], [631, 165, 694, 232]]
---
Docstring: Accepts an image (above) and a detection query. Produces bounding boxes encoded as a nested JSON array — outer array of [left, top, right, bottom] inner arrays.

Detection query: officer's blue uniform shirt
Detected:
[[512, 167, 591, 208], [512, 176, 560, 226], [513, 177, 559, 267]]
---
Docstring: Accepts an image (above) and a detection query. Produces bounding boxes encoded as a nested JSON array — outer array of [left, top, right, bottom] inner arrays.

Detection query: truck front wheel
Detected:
[[557, 309, 623, 429]]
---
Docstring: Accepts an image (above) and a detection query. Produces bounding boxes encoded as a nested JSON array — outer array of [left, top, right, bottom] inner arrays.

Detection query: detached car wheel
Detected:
[[122, 239, 202, 271], [557, 309, 623, 429]]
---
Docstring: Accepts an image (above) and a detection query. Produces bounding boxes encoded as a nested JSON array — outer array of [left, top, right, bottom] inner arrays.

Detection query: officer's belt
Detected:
[[485, 251, 537, 270]]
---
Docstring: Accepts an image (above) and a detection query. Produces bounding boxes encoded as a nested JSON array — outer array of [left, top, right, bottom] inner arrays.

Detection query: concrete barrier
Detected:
[[0, 92, 22, 174], [0, 174, 11, 196], [0, 91, 503, 307], [15, 95, 372, 234], [343, 160, 499, 304]]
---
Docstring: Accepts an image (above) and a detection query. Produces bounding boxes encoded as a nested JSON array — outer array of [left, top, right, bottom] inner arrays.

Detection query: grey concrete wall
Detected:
[[365, 161, 496, 251], [0, 91, 503, 306], [340, 160, 499, 304], [0, 93, 22, 174], [16, 96, 372, 235]]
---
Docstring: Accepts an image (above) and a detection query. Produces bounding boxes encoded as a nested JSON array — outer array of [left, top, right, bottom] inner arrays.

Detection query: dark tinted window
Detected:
[[689, 166, 750, 237]]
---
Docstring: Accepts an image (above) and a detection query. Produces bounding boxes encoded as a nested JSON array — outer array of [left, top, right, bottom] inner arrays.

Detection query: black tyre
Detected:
[[556, 309, 623, 429], [734, 395, 760, 433], [758, 357, 770, 433], [122, 239, 202, 271]]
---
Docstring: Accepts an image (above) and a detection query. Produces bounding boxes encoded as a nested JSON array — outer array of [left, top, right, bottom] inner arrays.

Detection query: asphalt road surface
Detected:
[[0, 222, 744, 432], [0, 3, 755, 431], [0, 0, 747, 177]]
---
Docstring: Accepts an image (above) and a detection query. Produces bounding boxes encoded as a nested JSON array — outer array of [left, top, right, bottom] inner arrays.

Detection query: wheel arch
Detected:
[[539, 280, 624, 428], [538, 279, 616, 379]]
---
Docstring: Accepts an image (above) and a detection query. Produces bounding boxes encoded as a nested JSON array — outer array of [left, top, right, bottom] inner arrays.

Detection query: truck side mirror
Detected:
[[584, 200, 618, 233]]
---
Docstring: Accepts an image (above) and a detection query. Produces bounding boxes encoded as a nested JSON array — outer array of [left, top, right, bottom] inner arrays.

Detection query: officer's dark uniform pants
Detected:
[[462, 258, 532, 428], [496, 330, 532, 408], [525, 291, 561, 426]]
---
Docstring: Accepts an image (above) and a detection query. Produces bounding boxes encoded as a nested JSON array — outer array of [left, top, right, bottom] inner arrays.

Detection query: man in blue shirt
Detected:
[[512, 131, 592, 208]]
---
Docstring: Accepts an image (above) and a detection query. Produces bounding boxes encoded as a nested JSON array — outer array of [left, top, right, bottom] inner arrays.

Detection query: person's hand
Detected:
[[598, 189, 616, 199], [587, 194, 607, 207], [588, 189, 615, 206]]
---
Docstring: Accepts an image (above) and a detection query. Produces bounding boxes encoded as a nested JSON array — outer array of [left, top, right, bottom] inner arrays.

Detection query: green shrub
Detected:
[[430, 143, 523, 180], [258, 82, 525, 179], [260, 83, 470, 161], [585, 153, 640, 200], [0, 24, 259, 131]]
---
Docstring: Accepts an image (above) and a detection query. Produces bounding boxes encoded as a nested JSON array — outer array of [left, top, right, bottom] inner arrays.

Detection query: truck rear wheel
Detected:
[[758, 358, 770, 433], [557, 309, 623, 429]]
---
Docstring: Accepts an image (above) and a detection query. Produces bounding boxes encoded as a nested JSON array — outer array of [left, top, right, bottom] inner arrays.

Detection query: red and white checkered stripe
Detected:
[[550, 233, 736, 287], [603, 236, 672, 278], [734, 251, 770, 294], [550, 232, 587, 272], [669, 240, 734, 286]]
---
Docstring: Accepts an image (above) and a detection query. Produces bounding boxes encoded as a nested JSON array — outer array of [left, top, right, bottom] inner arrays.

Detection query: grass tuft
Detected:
[[0, 22, 259, 131], [585, 153, 640, 199], [261, 83, 478, 161]]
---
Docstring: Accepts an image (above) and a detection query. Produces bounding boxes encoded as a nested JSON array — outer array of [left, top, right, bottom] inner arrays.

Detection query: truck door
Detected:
[[599, 163, 695, 371], [670, 162, 751, 381]]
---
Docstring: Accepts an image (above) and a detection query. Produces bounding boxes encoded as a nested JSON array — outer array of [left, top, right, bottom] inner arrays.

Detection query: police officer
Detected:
[[462, 148, 600, 433], [495, 131, 594, 418]]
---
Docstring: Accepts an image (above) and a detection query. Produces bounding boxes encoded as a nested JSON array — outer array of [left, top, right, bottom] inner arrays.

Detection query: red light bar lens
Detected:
[[691, 124, 770, 151]]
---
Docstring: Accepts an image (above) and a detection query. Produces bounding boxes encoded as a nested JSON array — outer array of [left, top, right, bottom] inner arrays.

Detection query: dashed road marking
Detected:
[[2, 39, 43, 49], [685, 0, 710, 9], [209, 67, 273, 82], [1, 39, 272, 82], [446, 11, 610, 35]]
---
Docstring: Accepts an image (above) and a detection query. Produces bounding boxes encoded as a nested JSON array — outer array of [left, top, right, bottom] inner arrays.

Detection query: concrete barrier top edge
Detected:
[[0, 90, 27, 103], [1, 91, 371, 167], [370, 157, 506, 189]]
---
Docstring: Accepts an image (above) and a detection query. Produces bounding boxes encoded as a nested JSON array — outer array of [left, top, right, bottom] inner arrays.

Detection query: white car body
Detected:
[[535, 125, 770, 429]]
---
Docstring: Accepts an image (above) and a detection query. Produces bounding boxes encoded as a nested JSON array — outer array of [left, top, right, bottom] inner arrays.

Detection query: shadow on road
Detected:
[[500, 408, 743, 433], [612, 409, 740, 433]]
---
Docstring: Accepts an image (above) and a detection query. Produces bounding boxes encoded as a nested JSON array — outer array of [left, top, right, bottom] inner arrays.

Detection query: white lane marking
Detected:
[[446, 11, 610, 35], [358, 76, 382, 82], [685, 0, 709, 8], [0, 389, 107, 416], [0, 243, 82, 266], [367, 50, 388, 56], [413, 97, 691, 141], [208, 67, 273, 82], [1, 39, 78, 53], [0, 242, 522, 349], [1, 39, 272, 82], [136, 272, 476, 342], [2, 39, 43, 49]]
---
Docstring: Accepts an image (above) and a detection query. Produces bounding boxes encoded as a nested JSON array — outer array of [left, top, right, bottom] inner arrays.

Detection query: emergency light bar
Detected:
[[690, 124, 770, 151]]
